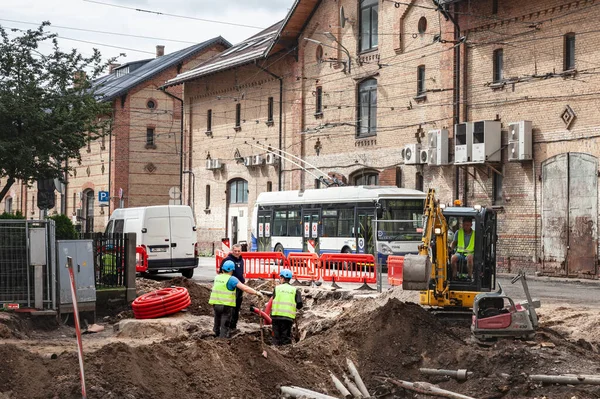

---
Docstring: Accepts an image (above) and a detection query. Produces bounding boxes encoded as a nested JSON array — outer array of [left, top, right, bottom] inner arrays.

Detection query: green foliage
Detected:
[[48, 213, 78, 240], [0, 22, 113, 201], [0, 211, 25, 220]]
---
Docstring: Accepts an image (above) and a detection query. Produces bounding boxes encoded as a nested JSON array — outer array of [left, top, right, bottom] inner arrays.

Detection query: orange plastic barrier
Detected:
[[242, 252, 288, 279], [136, 246, 148, 273], [320, 253, 376, 284], [287, 252, 320, 281], [387, 255, 404, 286], [215, 249, 226, 274]]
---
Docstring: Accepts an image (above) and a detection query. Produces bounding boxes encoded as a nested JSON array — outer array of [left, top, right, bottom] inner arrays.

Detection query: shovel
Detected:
[[260, 317, 268, 358]]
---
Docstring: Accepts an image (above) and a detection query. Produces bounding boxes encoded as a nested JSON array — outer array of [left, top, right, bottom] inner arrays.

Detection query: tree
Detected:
[[0, 22, 112, 201], [48, 213, 78, 240]]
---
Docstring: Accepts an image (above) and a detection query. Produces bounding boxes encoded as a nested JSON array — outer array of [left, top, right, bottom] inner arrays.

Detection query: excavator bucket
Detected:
[[402, 254, 431, 290]]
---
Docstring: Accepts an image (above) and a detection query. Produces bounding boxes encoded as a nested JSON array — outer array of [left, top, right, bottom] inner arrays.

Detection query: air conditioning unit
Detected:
[[205, 159, 213, 170], [471, 120, 501, 163], [253, 155, 264, 166], [243, 156, 253, 167], [508, 120, 532, 161], [427, 129, 449, 166], [404, 143, 422, 165], [420, 149, 429, 164], [454, 122, 472, 164], [265, 153, 277, 165], [211, 159, 223, 170]]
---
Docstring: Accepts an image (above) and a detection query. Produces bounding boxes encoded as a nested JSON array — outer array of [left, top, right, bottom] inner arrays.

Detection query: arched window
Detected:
[[228, 179, 248, 204], [5, 197, 13, 214], [83, 189, 95, 233], [351, 169, 379, 186]]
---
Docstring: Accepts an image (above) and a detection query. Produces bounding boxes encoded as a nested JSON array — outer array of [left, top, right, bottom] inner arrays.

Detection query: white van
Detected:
[[105, 205, 198, 278]]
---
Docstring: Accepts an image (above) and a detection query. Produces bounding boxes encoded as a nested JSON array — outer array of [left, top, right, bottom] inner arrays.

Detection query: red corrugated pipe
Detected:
[[132, 287, 191, 319]]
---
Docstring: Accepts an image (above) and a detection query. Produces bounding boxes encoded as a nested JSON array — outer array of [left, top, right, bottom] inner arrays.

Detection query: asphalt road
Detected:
[[157, 257, 599, 307]]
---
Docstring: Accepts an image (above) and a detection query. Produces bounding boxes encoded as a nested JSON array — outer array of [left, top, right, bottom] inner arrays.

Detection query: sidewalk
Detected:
[[498, 272, 600, 286]]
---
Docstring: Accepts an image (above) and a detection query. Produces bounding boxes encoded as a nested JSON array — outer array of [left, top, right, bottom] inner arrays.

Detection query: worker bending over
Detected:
[[450, 217, 475, 280], [270, 269, 303, 345], [209, 260, 263, 338]]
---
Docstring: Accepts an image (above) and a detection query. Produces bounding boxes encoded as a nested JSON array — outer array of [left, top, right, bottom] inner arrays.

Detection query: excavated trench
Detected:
[[1, 278, 600, 399]]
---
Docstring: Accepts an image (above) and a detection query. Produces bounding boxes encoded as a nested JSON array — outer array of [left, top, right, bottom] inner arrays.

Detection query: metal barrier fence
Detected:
[[0, 220, 56, 309], [320, 253, 377, 285], [81, 233, 129, 289]]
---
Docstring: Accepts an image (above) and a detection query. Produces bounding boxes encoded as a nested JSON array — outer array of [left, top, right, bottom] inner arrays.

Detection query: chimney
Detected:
[[109, 63, 121, 74], [156, 45, 165, 58]]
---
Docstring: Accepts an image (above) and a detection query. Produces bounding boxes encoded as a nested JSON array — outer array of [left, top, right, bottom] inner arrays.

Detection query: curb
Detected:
[[498, 273, 600, 286]]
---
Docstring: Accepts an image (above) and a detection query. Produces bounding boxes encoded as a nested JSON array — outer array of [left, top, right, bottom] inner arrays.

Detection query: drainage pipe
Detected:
[[419, 368, 472, 382], [530, 375, 600, 385], [280, 386, 339, 399]]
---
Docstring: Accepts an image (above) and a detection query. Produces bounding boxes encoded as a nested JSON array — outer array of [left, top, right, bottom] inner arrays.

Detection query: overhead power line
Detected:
[[0, 18, 197, 44], [83, 0, 265, 30]]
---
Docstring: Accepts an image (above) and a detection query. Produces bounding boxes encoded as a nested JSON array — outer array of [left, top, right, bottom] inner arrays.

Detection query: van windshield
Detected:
[[105, 220, 113, 234]]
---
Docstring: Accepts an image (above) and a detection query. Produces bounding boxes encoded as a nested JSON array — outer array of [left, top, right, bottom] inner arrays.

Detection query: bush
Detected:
[[48, 214, 78, 240], [0, 211, 25, 219]]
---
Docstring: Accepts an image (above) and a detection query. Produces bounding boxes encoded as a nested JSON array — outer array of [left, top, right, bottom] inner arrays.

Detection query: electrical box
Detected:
[[508, 120, 532, 161], [427, 129, 449, 166], [454, 122, 472, 164], [57, 240, 96, 312], [403, 143, 422, 165], [472, 120, 501, 163]]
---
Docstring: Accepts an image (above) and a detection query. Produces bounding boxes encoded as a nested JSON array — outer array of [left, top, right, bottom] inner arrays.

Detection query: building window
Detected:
[[395, 167, 402, 188], [492, 0, 498, 14], [352, 170, 379, 186], [416, 172, 424, 191], [267, 181, 273, 192], [146, 127, 155, 147], [207, 109, 212, 132], [360, 0, 379, 52], [73, 193, 77, 214], [358, 78, 377, 137], [267, 97, 274, 123], [205, 185, 210, 209], [315, 86, 323, 115], [417, 65, 426, 96], [87, 132, 91, 153], [83, 189, 94, 233], [228, 179, 248, 204], [235, 103, 241, 129], [5, 197, 13, 214], [493, 171, 503, 204], [316, 45, 324, 63], [564, 33, 575, 71], [146, 99, 156, 109], [493, 49, 503, 83], [418, 17, 427, 34]]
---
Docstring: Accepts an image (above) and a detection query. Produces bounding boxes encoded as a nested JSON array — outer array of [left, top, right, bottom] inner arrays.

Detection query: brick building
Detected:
[[1, 38, 230, 232], [164, 22, 297, 251]]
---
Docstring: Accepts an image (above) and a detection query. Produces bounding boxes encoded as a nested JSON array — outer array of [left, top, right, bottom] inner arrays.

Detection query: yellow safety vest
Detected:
[[209, 274, 236, 307], [102, 253, 116, 274], [457, 229, 475, 255], [271, 283, 297, 320]]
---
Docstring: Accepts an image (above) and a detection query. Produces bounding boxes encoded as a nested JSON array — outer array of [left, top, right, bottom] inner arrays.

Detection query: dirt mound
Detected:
[[0, 313, 30, 339], [163, 277, 212, 316]]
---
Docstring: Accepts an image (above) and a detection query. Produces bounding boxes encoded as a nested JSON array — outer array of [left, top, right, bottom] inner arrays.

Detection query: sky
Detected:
[[0, 0, 291, 69]]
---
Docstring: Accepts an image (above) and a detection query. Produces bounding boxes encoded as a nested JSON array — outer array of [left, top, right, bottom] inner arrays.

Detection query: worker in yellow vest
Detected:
[[209, 260, 263, 338], [450, 217, 475, 280], [270, 269, 303, 345]]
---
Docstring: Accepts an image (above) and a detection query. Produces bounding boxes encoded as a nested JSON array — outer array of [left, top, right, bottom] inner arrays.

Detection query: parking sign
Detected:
[[98, 191, 109, 203]]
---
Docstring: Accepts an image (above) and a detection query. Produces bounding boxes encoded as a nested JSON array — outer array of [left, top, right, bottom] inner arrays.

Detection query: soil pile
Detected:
[[163, 277, 212, 316]]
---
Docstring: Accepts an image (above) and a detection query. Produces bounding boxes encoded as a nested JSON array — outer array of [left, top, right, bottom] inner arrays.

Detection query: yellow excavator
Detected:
[[403, 188, 498, 310]]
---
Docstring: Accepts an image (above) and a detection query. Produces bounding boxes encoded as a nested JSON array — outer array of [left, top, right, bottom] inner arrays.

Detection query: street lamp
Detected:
[[182, 170, 195, 215], [304, 33, 352, 74]]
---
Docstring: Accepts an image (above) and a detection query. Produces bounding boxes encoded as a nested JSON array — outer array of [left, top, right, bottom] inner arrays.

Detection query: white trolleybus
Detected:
[[251, 186, 426, 266]]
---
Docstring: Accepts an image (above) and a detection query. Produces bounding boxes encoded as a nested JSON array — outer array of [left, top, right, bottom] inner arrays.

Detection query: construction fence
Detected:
[[0, 220, 56, 309], [215, 250, 406, 291], [80, 232, 130, 289]]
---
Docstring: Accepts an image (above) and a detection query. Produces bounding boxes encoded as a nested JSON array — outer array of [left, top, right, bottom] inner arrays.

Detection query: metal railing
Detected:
[[81, 233, 128, 289]]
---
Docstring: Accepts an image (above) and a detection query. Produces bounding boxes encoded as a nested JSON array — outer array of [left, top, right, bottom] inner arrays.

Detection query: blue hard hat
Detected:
[[222, 260, 235, 273], [280, 269, 293, 279]]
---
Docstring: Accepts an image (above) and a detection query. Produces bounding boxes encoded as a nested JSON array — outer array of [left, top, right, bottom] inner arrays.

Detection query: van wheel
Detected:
[[181, 269, 194, 279], [274, 244, 284, 254]]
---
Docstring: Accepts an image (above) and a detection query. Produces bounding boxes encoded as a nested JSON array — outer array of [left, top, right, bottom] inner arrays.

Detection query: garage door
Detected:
[[542, 153, 598, 276]]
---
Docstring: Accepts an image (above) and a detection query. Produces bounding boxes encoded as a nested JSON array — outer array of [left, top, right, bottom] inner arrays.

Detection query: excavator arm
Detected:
[[403, 189, 449, 300]]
